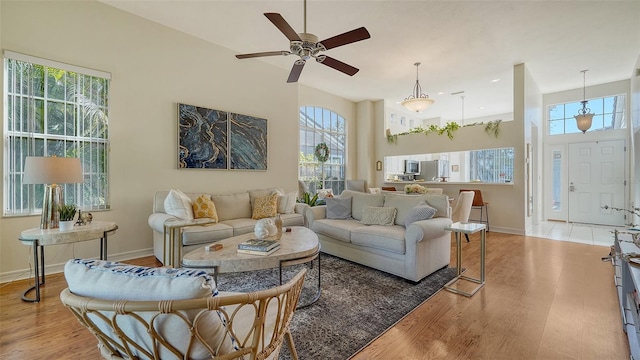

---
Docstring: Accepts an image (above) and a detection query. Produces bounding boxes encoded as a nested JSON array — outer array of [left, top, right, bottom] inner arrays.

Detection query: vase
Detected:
[[59, 220, 75, 231]]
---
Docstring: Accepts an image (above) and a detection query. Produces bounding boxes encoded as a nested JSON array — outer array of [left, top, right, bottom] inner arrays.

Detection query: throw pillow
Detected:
[[277, 191, 297, 214], [252, 193, 278, 219], [360, 206, 397, 226], [164, 189, 194, 220], [404, 204, 437, 227], [192, 194, 218, 221], [326, 197, 352, 220]]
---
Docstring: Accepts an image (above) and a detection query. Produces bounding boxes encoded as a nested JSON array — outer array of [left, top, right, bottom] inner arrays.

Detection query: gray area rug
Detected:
[[216, 253, 457, 360]]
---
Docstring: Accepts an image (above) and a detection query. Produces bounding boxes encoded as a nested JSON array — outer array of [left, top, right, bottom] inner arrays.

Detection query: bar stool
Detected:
[[459, 189, 489, 231]]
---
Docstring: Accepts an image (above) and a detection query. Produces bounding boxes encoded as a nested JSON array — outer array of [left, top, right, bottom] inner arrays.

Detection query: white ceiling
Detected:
[[101, 0, 640, 121]]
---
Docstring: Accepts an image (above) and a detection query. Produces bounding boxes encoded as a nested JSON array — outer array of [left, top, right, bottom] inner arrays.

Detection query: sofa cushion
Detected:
[[277, 191, 297, 214], [404, 204, 437, 227], [192, 194, 218, 221], [351, 225, 406, 254], [339, 190, 385, 221], [252, 193, 278, 219], [326, 197, 352, 220], [280, 213, 305, 227], [182, 223, 234, 246], [211, 192, 252, 221], [64, 259, 235, 358], [311, 219, 363, 243], [423, 194, 450, 218], [220, 218, 258, 236], [383, 193, 428, 226], [165, 189, 194, 220], [360, 206, 397, 226]]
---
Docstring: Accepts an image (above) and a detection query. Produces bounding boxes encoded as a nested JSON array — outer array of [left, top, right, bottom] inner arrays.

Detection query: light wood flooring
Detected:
[[0, 232, 629, 359]]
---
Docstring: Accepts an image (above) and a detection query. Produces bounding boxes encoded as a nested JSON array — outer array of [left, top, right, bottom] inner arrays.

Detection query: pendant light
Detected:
[[402, 62, 434, 112], [574, 69, 594, 134]]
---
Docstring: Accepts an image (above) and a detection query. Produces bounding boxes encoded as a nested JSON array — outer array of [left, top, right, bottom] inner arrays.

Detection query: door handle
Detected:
[[569, 182, 575, 192]]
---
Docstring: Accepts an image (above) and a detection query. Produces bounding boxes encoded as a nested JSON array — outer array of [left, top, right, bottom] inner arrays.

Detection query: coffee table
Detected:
[[182, 226, 321, 307]]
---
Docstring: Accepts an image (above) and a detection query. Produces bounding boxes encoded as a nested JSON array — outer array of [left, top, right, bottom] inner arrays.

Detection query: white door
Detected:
[[568, 140, 625, 226]]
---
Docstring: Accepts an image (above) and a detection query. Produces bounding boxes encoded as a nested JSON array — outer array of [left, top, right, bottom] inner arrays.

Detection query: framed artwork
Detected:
[[178, 104, 228, 169], [229, 112, 268, 170], [178, 103, 267, 170]]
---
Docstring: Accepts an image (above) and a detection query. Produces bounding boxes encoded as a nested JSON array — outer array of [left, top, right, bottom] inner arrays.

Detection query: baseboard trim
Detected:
[[0, 248, 154, 285]]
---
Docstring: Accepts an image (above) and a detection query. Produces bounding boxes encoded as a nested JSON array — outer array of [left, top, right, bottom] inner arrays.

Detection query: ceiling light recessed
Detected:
[[438, 92, 444, 95], [491, 78, 501, 83], [479, 106, 485, 110]]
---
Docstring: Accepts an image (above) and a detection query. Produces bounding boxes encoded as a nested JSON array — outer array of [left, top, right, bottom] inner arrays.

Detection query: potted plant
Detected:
[[58, 204, 78, 231]]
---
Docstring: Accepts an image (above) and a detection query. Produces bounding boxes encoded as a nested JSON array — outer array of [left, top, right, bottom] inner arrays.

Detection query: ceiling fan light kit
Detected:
[[402, 62, 434, 113], [235, 0, 370, 83], [574, 69, 594, 134]]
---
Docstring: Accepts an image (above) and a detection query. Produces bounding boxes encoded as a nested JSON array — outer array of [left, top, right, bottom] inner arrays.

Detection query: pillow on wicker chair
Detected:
[[64, 259, 235, 358]]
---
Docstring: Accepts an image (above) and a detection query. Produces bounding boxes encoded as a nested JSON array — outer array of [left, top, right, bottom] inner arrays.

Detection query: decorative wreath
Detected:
[[314, 143, 330, 163]]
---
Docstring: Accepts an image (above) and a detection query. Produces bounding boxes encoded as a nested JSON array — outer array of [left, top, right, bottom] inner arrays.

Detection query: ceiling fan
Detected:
[[235, 0, 370, 83]]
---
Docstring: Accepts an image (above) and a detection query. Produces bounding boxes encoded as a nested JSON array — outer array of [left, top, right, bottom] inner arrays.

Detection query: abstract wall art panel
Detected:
[[177, 104, 267, 170], [178, 104, 228, 169], [229, 112, 268, 170]]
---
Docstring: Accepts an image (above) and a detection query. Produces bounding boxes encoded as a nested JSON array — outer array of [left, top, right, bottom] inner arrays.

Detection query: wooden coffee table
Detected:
[[182, 226, 321, 307]]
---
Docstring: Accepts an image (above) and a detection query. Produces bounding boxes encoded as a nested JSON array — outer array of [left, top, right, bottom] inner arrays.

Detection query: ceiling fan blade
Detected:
[[235, 51, 289, 59], [317, 56, 359, 76], [264, 13, 301, 42], [318, 27, 371, 50], [287, 61, 306, 83]]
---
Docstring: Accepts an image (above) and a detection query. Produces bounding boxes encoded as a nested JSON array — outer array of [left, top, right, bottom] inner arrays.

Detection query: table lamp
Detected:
[[23, 156, 83, 229]]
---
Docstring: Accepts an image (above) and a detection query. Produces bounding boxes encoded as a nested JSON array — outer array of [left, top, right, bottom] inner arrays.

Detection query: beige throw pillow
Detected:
[[252, 193, 278, 219], [277, 191, 297, 214], [360, 206, 397, 226], [192, 195, 218, 221]]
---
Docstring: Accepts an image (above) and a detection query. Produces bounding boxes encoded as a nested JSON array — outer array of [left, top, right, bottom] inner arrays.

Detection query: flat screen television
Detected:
[[404, 160, 419, 174]]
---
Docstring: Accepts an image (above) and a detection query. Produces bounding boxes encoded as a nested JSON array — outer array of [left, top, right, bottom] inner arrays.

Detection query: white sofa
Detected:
[[148, 188, 306, 265], [304, 190, 452, 282]]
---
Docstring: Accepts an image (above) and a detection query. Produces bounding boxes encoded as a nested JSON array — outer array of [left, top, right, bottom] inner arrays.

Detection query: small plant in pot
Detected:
[[58, 204, 78, 231]]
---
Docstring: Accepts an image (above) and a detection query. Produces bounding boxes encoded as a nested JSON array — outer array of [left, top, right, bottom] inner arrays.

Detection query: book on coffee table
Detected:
[[237, 245, 280, 256], [238, 239, 279, 252]]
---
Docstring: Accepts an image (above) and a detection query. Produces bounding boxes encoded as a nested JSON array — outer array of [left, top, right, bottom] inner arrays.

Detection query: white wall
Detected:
[[0, 1, 355, 280]]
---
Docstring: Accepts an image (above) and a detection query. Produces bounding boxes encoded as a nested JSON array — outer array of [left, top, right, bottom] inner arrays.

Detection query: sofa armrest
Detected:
[[148, 213, 178, 233], [294, 203, 309, 215], [303, 205, 326, 228], [405, 217, 453, 244]]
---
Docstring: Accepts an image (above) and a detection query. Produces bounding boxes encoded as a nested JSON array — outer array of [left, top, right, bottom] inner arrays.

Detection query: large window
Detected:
[[299, 107, 346, 195], [548, 94, 626, 135], [469, 148, 514, 183], [4, 52, 111, 216]]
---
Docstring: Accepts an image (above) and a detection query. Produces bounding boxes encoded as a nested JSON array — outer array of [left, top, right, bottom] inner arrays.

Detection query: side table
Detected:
[[444, 222, 486, 297], [19, 221, 118, 302]]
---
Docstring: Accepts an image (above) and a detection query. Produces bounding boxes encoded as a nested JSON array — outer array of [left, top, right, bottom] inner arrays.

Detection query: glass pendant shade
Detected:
[[402, 97, 435, 112], [575, 113, 594, 134]]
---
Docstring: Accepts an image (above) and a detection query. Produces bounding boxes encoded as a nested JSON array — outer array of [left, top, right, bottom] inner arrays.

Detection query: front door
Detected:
[[568, 140, 625, 226]]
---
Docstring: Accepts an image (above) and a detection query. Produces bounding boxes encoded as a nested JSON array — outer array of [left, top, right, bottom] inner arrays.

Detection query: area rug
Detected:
[[216, 253, 457, 360]]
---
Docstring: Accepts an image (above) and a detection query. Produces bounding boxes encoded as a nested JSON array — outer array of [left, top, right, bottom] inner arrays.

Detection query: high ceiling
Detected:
[[101, 0, 640, 121]]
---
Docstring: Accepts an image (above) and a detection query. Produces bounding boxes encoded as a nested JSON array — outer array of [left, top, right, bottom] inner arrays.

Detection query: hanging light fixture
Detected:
[[574, 69, 594, 134], [402, 62, 434, 112]]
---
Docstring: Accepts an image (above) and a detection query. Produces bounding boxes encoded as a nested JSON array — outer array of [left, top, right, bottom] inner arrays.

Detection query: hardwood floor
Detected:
[[0, 232, 629, 359]]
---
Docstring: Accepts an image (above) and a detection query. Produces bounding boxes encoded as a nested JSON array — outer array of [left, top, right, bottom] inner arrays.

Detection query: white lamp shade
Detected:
[[574, 113, 594, 134], [402, 97, 435, 112], [23, 157, 83, 184]]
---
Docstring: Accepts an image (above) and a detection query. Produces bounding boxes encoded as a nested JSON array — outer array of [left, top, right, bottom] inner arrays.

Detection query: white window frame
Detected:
[[3, 51, 111, 216], [547, 94, 626, 135], [299, 106, 346, 195]]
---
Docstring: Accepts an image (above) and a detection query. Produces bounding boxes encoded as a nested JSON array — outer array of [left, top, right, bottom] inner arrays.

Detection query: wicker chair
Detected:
[[61, 268, 307, 360]]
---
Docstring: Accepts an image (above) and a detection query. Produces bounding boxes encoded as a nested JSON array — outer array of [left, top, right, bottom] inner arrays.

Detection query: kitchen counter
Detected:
[[383, 181, 514, 186]]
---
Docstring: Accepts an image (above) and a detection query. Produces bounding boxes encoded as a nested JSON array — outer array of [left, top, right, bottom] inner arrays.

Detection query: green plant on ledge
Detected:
[[58, 204, 78, 221], [386, 119, 502, 144], [297, 192, 319, 207]]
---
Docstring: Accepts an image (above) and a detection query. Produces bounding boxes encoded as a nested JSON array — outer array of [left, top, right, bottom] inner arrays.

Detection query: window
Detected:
[[4, 52, 111, 216], [469, 148, 514, 183], [548, 95, 626, 135], [299, 106, 346, 195]]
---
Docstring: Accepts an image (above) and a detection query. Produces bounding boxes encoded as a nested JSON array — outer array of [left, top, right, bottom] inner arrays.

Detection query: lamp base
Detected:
[[41, 185, 62, 229]]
